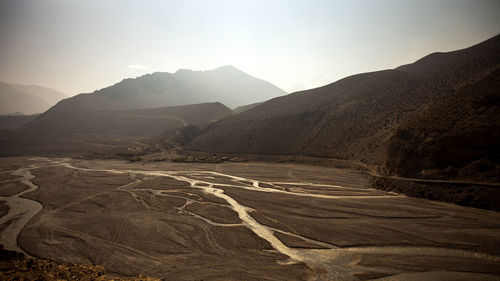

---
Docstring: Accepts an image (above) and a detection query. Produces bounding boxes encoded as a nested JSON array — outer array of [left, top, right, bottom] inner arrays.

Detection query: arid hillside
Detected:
[[0, 65, 283, 156], [0, 102, 231, 156], [0, 114, 38, 130], [51, 65, 285, 112], [385, 68, 500, 181], [232, 101, 264, 114], [22, 102, 231, 137], [188, 35, 500, 179]]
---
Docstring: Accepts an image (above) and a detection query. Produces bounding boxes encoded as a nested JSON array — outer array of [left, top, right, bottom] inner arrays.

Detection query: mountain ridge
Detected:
[[54, 65, 285, 112], [187, 34, 500, 180], [0, 81, 64, 115], [10, 84, 67, 106], [0, 81, 67, 115], [22, 102, 231, 137], [2, 65, 283, 154]]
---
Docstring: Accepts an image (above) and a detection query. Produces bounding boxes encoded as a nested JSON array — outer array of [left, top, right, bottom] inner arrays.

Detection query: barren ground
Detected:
[[0, 157, 499, 280]]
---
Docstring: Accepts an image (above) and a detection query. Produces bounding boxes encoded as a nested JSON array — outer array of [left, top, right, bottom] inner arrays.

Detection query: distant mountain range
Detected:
[[16, 66, 282, 138], [0, 82, 66, 115], [53, 65, 285, 112], [1, 36, 498, 182], [0, 66, 284, 155], [188, 35, 500, 181]]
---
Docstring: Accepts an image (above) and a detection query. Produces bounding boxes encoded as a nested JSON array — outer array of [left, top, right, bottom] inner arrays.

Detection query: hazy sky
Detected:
[[1, 0, 499, 96]]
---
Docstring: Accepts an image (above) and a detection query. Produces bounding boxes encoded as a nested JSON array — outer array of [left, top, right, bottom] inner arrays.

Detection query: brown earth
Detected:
[[0, 158, 498, 280], [0, 182, 28, 196], [16, 161, 312, 280], [0, 102, 232, 156], [371, 177, 500, 211], [0, 246, 161, 281], [0, 201, 7, 217], [385, 68, 500, 182], [0, 114, 38, 130], [187, 34, 500, 181]]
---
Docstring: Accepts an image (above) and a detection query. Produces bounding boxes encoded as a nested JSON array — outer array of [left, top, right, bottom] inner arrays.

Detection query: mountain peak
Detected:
[[213, 65, 240, 72], [174, 69, 196, 74], [42, 65, 286, 111], [174, 65, 241, 75]]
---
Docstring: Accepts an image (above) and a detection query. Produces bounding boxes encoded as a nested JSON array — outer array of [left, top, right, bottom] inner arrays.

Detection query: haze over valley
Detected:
[[0, 81, 66, 115], [1, 1, 499, 280]]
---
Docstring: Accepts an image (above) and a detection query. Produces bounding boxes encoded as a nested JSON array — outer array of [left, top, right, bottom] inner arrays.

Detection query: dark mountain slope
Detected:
[[398, 33, 500, 83], [0, 114, 38, 130], [4, 65, 280, 155], [189, 70, 419, 161], [385, 68, 500, 181], [22, 102, 231, 137], [188, 35, 500, 178], [232, 102, 264, 114], [0, 102, 231, 156]]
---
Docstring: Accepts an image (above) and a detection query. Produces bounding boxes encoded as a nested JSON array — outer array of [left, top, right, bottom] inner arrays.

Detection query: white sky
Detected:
[[0, 0, 499, 96]]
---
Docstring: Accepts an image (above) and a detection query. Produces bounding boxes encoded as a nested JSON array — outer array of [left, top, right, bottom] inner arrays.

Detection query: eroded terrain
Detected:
[[1, 157, 499, 280]]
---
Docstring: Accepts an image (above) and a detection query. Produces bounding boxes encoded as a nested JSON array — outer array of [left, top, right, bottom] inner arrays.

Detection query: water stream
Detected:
[[0, 165, 43, 254], [1, 158, 499, 280], [59, 161, 500, 280]]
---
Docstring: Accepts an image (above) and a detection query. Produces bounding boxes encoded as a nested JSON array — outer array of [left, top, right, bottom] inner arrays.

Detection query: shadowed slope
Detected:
[[188, 35, 500, 178], [386, 68, 500, 181], [0, 114, 39, 130], [0, 65, 283, 155], [22, 102, 231, 137], [6, 66, 282, 148], [0, 102, 231, 156], [188, 70, 418, 161]]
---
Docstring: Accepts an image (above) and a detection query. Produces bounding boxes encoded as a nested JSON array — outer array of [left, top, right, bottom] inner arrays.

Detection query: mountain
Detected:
[[187, 35, 500, 180], [0, 82, 51, 115], [232, 102, 264, 114], [2, 65, 282, 154], [0, 82, 66, 115], [385, 68, 500, 181], [10, 84, 67, 106], [22, 102, 231, 137], [174, 66, 286, 108], [0, 102, 231, 156], [0, 114, 39, 130], [53, 65, 285, 112]]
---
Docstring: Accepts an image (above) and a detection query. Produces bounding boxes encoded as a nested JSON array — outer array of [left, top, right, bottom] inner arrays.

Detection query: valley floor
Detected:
[[0, 157, 499, 280]]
